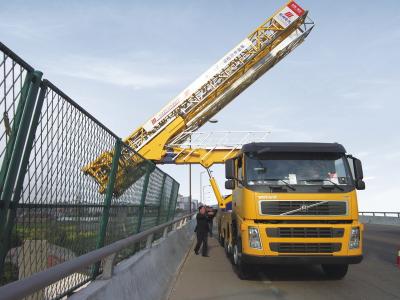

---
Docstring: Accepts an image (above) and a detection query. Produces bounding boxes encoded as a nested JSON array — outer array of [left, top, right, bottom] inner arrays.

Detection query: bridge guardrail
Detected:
[[0, 213, 194, 300], [359, 212, 400, 218], [0, 42, 180, 299]]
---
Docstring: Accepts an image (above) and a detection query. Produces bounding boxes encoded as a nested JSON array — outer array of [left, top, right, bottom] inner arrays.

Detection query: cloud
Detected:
[[384, 151, 400, 160], [363, 27, 400, 51], [356, 78, 398, 86], [340, 91, 360, 99], [51, 55, 180, 90], [0, 23, 38, 40], [361, 102, 384, 110], [284, 59, 316, 67], [355, 151, 370, 158], [0, 12, 67, 41], [61, 63, 171, 89], [250, 125, 319, 142]]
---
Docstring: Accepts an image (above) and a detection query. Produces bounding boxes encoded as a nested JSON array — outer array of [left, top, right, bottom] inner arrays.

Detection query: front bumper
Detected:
[[241, 220, 363, 256], [241, 254, 363, 265]]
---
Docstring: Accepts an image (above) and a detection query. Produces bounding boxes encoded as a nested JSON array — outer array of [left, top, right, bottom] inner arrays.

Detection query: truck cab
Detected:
[[218, 142, 365, 279]]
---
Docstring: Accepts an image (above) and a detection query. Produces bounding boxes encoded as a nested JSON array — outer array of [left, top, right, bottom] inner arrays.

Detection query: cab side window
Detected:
[[347, 157, 355, 180], [237, 157, 243, 182]]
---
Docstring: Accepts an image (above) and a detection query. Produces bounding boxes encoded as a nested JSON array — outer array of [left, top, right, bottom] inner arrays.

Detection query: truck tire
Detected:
[[233, 237, 251, 280], [321, 264, 348, 279], [224, 239, 231, 258]]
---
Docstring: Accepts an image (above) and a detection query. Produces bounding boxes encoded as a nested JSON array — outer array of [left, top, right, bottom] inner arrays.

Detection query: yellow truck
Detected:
[[84, 1, 366, 280], [218, 142, 365, 279]]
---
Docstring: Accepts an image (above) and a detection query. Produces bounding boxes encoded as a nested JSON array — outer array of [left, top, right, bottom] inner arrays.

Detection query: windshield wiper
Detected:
[[302, 179, 344, 191], [264, 178, 296, 191]]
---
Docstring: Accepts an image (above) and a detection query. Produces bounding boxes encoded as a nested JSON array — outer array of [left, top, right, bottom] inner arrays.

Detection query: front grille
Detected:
[[270, 243, 341, 253], [255, 220, 352, 224], [260, 200, 347, 216], [266, 227, 344, 238]]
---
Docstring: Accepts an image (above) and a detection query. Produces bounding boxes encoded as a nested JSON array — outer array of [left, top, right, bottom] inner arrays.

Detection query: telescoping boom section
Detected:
[[82, 1, 314, 195]]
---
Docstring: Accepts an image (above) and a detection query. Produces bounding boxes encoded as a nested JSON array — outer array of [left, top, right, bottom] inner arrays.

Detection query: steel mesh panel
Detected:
[[159, 177, 173, 224], [104, 144, 148, 253], [169, 181, 179, 220], [140, 169, 165, 231], [0, 42, 180, 299], [0, 43, 33, 288], [145, 169, 165, 205], [5, 85, 116, 298], [103, 144, 180, 263]]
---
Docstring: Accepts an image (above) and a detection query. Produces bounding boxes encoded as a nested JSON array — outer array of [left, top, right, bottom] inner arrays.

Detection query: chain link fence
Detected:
[[0, 42, 180, 299]]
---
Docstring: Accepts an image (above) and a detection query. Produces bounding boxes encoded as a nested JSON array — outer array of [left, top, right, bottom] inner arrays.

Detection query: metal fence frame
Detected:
[[0, 42, 180, 298]]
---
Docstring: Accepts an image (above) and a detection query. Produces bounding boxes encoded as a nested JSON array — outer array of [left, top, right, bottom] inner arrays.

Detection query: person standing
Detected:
[[194, 205, 209, 257]]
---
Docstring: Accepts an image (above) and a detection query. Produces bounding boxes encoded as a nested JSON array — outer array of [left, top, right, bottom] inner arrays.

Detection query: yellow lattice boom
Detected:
[[82, 1, 314, 194]]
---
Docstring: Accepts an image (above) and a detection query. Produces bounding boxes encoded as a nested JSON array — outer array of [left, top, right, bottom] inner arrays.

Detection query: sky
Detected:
[[1, 0, 399, 210]]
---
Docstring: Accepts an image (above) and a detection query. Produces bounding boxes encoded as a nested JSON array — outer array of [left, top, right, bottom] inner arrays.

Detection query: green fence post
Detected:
[[0, 72, 33, 196], [135, 164, 152, 234], [0, 79, 46, 274], [155, 174, 167, 226], [0, 71, 33, 227], [92, 139, 122, 278], [0, 71, 43, 275]]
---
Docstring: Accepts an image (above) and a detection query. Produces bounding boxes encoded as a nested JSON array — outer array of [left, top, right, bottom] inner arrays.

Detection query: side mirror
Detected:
[[353, 158, 364, 180], [225, 179, 235, 190], [355, 179, 365, 190], [348, 156, 365, 190], [225, 158, 235, 179]]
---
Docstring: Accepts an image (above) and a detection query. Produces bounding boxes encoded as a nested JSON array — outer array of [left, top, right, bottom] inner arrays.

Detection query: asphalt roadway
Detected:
[[168, 224, 400, 300]]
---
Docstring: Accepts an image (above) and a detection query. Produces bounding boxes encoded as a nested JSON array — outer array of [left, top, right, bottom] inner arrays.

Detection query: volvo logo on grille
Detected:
[[300, 204, 309, 211]]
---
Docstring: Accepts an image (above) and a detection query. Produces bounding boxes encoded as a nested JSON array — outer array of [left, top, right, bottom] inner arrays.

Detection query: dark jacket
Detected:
[[195, 213, 209, 233], [207, 209, 217, 223]]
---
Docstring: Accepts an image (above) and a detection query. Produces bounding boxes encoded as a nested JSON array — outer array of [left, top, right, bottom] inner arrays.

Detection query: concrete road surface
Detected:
[[168, 224, 400, 300]]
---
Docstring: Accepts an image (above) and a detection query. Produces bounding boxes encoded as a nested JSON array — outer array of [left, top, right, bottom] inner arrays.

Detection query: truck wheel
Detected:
[[321, 264, 348, 279], [224, 239, 231, 258], [233, 238, 251, 280]]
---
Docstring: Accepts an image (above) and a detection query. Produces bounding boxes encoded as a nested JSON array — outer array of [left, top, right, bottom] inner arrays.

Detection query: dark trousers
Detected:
[[194, 232, 208, 256]]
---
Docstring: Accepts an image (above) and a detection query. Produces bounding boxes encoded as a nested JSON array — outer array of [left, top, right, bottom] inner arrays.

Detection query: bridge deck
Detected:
[[168, 224, 400, 300]]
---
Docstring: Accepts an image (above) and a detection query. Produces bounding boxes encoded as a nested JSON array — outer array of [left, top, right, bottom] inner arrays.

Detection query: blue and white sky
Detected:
[[1, 0, 399, 210]]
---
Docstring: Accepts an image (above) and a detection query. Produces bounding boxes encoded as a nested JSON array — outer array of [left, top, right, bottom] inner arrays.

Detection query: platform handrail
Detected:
[[0, 213, 195, 300]]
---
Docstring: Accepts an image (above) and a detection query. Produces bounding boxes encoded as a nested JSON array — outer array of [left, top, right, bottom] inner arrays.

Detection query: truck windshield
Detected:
[[245, 152, 353, 189]]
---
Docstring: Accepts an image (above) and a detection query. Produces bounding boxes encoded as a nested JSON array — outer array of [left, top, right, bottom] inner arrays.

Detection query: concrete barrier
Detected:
[[360, 215, 400, 226], [70, 220, 195, 300]]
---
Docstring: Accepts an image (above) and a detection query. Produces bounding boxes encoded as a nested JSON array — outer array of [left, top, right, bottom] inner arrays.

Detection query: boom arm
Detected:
[[83, 1, 314, 195]]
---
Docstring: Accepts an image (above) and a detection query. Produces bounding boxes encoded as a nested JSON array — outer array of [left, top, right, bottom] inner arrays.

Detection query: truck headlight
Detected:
[[248, 227, 262, 249], [349, 227, 360, 249]]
